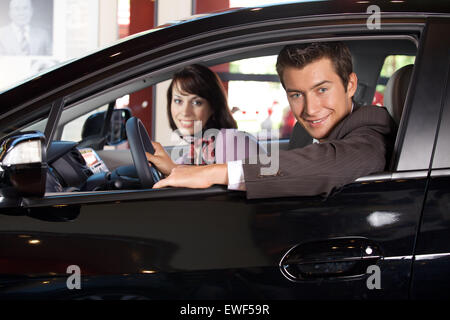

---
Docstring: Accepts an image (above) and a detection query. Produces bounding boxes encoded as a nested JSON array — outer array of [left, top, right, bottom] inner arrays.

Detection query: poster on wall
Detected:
[[0, 0, 53, 56], [0, 0, 99, 91]]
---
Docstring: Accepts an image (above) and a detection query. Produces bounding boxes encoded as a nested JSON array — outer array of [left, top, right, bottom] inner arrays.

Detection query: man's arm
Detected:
[[153, 163, 228, 189], [153, 107, 395, 198], [243, 106, 396, 199], [152, 124, 390, 197]]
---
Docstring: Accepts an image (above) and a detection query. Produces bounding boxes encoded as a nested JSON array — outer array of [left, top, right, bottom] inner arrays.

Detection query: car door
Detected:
[[0, 16, 442, 300], [410, 18, 450, 299]]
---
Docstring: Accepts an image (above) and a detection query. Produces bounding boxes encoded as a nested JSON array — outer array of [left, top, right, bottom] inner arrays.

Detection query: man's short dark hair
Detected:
[[276, 42, 353, 91]]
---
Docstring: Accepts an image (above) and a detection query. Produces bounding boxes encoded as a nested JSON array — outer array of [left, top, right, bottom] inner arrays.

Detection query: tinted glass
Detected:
[[432, 69, 450, 169]]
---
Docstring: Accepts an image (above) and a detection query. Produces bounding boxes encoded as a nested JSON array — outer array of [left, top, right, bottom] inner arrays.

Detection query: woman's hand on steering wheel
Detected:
[[145, 141, 177, 176]]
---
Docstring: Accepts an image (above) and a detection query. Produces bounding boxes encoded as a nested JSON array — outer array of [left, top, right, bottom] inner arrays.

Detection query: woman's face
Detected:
[[170, 83, 213, 136]]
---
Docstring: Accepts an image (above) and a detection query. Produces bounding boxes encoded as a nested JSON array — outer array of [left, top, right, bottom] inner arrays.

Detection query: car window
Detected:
[[155, 53, 418, 148], [17, 44, 417, 151], [221, 56, 291, 140], [8, 102, 53, 138], [61, 104, 108, 142], [57, 94, 131, 145], [48, 39, 418, 165], [152, 56, 289, 147], [372, 55, 416, 106]]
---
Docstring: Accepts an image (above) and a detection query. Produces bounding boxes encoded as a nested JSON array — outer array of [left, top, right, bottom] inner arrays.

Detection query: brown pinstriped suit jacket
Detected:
[[242, 105, 397, 199]]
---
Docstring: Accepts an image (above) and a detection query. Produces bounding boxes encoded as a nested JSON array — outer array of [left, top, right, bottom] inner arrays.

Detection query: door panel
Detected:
[[411, 62, 450, 299], [410, 173, 450, 299], [0, 176, 426, 299]]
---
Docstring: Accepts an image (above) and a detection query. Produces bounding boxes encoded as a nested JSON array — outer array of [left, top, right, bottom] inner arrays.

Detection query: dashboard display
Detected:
[[78, 148, 109, 174]]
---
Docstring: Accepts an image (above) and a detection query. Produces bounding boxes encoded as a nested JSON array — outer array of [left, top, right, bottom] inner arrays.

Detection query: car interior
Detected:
[[20, 36, 418, 195]]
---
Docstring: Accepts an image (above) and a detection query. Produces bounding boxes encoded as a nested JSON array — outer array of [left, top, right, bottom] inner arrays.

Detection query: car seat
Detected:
[[384, 64, 414, 125]]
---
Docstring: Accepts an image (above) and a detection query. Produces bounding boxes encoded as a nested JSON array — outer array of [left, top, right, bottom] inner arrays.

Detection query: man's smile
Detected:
[[303, 114, 331, 127]]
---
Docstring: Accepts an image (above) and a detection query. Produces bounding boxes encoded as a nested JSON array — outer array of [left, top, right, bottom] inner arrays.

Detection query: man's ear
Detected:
[[347, 72, 358, 98]]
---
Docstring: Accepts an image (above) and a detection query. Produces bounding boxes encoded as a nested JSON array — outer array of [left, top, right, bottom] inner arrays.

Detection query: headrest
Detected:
[[384, 64, 413, 125], [81, 112, 105, 139]]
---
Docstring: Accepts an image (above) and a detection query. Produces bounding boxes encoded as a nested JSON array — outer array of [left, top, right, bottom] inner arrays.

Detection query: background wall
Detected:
[[0, 0, 293, 144]]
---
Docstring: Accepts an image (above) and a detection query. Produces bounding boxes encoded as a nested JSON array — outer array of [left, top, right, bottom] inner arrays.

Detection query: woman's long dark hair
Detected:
[[167, 64, 237, 133]]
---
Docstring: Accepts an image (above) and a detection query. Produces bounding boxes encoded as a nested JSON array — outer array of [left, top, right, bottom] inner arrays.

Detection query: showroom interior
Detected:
[[0, 0, 305, 144]]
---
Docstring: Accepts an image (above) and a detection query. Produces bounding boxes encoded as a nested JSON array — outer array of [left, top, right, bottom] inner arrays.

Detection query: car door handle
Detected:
[[279, 237, 382, 282]]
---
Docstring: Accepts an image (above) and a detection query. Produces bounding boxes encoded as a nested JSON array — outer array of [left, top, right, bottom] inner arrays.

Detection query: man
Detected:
[[0, 0, 52, 56], [148, 42, 396, 199]]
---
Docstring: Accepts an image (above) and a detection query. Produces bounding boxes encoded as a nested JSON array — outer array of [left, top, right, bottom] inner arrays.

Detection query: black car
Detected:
[[0, 0, 449, 300]]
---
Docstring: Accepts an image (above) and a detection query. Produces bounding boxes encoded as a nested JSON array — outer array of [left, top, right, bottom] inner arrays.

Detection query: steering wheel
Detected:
[[125, 117, 161, 188]]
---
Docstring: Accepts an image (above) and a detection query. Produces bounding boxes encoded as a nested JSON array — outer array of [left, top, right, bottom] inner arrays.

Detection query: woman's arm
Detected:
[[145, 141, 178, 176]]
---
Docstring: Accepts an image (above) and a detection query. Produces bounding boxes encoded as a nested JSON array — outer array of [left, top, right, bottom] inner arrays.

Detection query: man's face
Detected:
[[283, 58, 357, 141], [9, 0, 33, 27]]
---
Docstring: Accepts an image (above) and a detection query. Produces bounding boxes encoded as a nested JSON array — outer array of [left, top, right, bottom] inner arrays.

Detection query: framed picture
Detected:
[[0, 0, 53, 56], [0, 0, 98, 91]]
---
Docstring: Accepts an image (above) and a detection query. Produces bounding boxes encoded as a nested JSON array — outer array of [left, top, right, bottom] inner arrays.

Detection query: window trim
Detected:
[[430, 62, 450, 169], [24, 185, 231, 208], [393, 18, 450, 172]]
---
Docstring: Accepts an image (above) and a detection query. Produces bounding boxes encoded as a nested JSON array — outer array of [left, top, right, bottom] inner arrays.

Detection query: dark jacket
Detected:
[[242, 105, 397, 199]]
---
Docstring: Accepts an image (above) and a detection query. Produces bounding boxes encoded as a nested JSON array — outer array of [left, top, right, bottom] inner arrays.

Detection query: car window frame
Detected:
[[393, 18, 450, 173], [430, 62, 450, 171], [14, 20, 442, 207], [58, 35, 421, 140]]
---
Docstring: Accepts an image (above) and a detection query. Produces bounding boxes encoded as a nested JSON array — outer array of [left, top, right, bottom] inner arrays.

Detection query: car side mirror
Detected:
[[79, 108, 131, 150], [0, 131, 47, 197]]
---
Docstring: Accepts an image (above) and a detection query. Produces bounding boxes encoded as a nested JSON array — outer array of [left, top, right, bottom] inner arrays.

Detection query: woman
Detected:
[[167, 64, 237, 136], [146, 64, 260, 176]]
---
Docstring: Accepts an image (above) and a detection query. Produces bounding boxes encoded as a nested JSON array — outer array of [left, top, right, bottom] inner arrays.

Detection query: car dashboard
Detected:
[[46, 141, 139, 193]]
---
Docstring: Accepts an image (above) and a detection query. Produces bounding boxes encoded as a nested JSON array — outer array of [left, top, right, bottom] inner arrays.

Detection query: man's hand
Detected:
[[145, 141, 177, 176], [153, 164, 228, 189]]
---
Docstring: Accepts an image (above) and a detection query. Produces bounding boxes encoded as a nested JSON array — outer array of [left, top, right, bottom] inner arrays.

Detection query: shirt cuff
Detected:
[[227, 160, 246, 191]]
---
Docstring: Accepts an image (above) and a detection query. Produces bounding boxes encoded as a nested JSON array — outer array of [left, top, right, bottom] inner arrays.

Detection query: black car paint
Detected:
[[410, 64, 450, 298], [0, 0, 449, 299], [0, 177, 427, 299]]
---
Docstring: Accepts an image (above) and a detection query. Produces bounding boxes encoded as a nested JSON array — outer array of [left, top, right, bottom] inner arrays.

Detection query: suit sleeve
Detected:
[[242, 107, 396, 199]]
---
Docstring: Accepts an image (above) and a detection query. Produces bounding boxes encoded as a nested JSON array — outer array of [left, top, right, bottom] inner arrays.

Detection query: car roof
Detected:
[[0, 0, 449, 135]]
